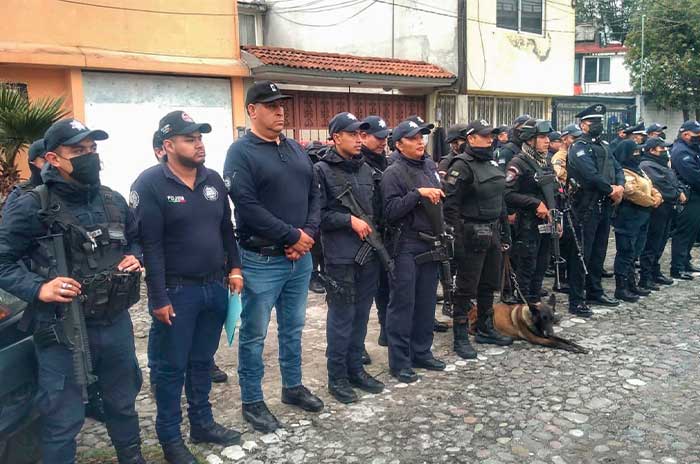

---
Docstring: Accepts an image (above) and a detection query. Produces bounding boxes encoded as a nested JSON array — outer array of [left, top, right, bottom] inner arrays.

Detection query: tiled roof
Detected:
[[576, 42, 627, 55], [242, 45, 455, 79]]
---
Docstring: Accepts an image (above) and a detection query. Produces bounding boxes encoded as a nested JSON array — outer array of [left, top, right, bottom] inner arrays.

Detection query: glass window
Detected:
[[496, 0, 519, 31], [574, 57, 582, 85], [521, 0, 543, 34], [584, 57, 598, 83], [598, 57, 611, 82], [239, 14, 257, 46]]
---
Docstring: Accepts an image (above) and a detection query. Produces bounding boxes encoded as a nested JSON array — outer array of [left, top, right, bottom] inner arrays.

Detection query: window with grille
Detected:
[[436, 94, 457, 128], [468, 96, 495, 125], [497, 0, 543, 35], [523, 99, 546, 119], [495, 98, 520, 126], [0, 82, 28, 101]]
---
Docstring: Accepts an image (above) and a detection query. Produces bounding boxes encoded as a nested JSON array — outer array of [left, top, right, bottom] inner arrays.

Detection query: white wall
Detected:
[[82, 72, 233, 198], [641, 100, 686, 137], [580, 54, 632, 94]]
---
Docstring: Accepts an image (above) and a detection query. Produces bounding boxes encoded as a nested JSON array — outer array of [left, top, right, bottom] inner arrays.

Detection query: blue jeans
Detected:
[[238, 250, 312, 404], [154, 280, 228, 444]]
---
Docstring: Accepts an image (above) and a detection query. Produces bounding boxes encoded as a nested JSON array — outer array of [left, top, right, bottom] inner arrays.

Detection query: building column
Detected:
[[65, 68, 84, 120], [231, 77, 246, 139]]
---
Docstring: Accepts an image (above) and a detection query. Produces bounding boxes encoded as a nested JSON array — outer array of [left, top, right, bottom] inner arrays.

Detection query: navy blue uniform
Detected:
[[670, 139, 700, 273], [381, 153, 441, 370], [131, 162, 240, 445], [0, 166, 142, 464], [639, 153, 683, 281], [315, 149, 380, 381], [567, 134, 624, 308]]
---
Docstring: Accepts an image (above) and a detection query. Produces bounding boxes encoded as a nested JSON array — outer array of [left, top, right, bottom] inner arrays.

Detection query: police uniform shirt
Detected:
[[671, 138, 700, 192], [567, 135, 624, 194], [130, 162, 240, 309]]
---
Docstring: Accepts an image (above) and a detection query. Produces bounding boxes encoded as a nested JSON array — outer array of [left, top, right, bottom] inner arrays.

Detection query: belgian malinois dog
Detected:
[[468, 294, 588, 354]]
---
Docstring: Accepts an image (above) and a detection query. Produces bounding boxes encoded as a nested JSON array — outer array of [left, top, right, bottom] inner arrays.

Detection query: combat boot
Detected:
[[453, 322, 477, 359], [614, 275, 639, 302], [475, 306, 513, 346], [628, 272, 650, 296], [116, 444, 146, 464]]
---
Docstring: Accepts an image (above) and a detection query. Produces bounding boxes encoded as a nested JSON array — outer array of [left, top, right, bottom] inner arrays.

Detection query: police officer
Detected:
[[670, 120, 700, 279], [646, 123, 667, 139], [551, 124, 583, 184], [305, 141, 330, 295], [438, 124, 467, 179], [3, 138, 47, 211], [315, 112, 384, 404], [639, 137, 685, 288], [496, 114, 530, 169], [132, 111, 242, 463], [625, 123, 647, 145], [387, 115, 434, 166], [381, 119, 446, 383], [505, 119, 557, 303], [360, 115, 391, 346], [609, 123, 630, 153], [547, 131, 563, 162], [0, 119, 145, 464], [567, 104, 625, 316], [611, 140, 663, 301], [444, 120, 513, 359]]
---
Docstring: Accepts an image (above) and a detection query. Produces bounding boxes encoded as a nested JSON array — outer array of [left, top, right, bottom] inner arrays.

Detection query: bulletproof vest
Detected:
[[453, 153, 505, 221], [30, 185, 140, 322], [512, 153, 558, 209], [592, 142, 615, 184]]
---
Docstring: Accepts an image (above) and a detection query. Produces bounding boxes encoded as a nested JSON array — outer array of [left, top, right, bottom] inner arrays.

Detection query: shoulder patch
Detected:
[[576, 149, 587, 158], [505, 167, 519, 183], [129, 190, 139, 208]]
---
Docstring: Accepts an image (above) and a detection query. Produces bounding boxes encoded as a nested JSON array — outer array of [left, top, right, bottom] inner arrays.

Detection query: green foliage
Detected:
[[576, 0, 641, 43]]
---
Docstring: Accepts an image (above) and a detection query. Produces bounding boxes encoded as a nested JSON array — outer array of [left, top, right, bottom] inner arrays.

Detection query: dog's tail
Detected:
[[549, 335, 589, 354]]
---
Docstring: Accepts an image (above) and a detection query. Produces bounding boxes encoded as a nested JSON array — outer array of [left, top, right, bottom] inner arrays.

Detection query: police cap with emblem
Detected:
[[616, 122, 630, 132], [464, 119, 498, 137], [28, 138, 47, 162], [158, 111, 211, 139], [575, 104, 606, 120], [361, 115, 390, 139], [445, 124, 468, 143], [624, 123, 646, 135], [245, 80, 292, 106], [679, 120, 700, 134], [406, 114, 435, 130], [646, 123, 667, 134], [561, 124, 583, 138], [44, 119, 109, 152], [392, 119, 432, 142], [548, 131, 562, 142], [644, 137, 673, 150], [328, 112, 370, 138]]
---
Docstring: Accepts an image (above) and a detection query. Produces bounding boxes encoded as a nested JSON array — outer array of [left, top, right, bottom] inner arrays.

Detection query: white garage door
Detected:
[[82, 72, 233, 198]]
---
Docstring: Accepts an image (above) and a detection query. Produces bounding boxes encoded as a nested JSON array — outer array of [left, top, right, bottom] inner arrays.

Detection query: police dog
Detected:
[[468, 294, 588, 354]]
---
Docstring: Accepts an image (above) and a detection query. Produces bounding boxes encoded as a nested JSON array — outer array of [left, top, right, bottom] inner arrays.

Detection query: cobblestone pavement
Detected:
[[77, 249, 700, 464]]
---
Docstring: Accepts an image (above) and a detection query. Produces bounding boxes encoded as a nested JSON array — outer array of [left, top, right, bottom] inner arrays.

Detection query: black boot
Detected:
[[349, 369, 385, 394], [453, 322, 477, 359], [210, 362, 228, 383], [242, 401, 280, 433], [614, 275, 639, 302], [309, 272, 326, 294], [281, 385, 324, 412], [190, 421, 241, 446], [377, 325, 388, 347], [162, 440, 197, 464], [638, 275, 660, 291], [116, 444, 146, 464], [328, 378, 358, 404], [433, 319, 449, 333], [475, 306, 513, 346], [628, 272, 650, 296], [362, 347, 372, 365]]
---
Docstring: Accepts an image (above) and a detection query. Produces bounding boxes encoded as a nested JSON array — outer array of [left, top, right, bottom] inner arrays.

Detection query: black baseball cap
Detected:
[[44, 119, 108, 152], [328, 112, 370, 138], [361, 115, 390, 139], [548, 131, 562, 142], [561, 123, 583, 138], [158, 111, 211, 139], [464, 119, 498, 137], [152, 130, 163, 149], [495, 124, 509, 134], [28, 138, 46, 162], [644, 137, 673, 150], [679, 120, 700, 134], [646, 123, 667, 134], [406, 115, 435, 130], [392, 120, 432, 142], [445, 124, 468, 143], [245, 80, 292, 106]]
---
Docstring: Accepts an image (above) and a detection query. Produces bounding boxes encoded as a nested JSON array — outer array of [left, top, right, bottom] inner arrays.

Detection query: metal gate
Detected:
[[552, 96, 636, 141]]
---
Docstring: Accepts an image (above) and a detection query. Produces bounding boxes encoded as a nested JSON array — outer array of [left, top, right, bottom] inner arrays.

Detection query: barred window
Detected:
[[523, 99, 546, 119], [468, 96, 494, 125], [495, 97, 520, 126]]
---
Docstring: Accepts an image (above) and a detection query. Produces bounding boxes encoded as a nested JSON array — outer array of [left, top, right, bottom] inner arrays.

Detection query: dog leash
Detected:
[[501, 252, 528, 304]]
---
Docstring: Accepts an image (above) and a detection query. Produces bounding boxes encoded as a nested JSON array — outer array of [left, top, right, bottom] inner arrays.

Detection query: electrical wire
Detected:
[[55, 0, 234, 16], [270, 0, 379, 27]]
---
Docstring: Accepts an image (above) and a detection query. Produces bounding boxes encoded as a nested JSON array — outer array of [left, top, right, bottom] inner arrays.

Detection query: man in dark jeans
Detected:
[[132, 111, 243, 464], [224, 81, 324, 433]]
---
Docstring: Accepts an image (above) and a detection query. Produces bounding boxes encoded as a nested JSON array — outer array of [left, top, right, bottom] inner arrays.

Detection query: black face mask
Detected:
[[691, 135, 700, 145], [470, 146, 494, 159], [69, 152, 101, 185], [29, 164, 43, 185], [457, 141, 466, 154], [588, 121, 604, 137]]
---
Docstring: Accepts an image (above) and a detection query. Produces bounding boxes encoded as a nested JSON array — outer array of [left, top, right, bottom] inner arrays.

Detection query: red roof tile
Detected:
[[242, 45, 455, 79], [576, 42, 627, 55]]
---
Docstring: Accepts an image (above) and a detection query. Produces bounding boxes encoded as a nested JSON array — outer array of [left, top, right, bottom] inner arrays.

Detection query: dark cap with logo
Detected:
[[495, 124, 509, 134], [361, 115, 390, 139], [245, 80, 292, 106], [392, 119, 432, 142], [406, 114, 435, 130], [328, 112, 370, 137], [679, 120, 700, 134], [446, 124, 468, 143], [158, 111, 211, 139], [464, 119, 498, 137], [28, 138, 46, 162], [44, 119, 109, 152], [646, 123, 667, 134], [548, 131, 562, 142], [561, 123, 583, 138], [624, 123, 646, 135], [575, 104, 606, 120], [644, 137, 673, 150]]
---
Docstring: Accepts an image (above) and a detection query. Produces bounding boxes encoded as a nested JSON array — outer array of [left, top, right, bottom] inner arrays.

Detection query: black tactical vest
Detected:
[[30, 185, 140, 322], [592, 142, 615, 184], [452, 153, 505, 221]]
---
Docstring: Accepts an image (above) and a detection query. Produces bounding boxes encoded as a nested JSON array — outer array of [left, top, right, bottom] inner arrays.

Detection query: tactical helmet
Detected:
[[517, 119, 554, 142]]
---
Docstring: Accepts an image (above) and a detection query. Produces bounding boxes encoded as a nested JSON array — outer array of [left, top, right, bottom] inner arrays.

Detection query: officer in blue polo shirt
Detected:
[[131, 111, 243, 464]]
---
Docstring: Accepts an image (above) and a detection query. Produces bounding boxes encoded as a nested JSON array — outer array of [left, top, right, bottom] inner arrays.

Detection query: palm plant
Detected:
[[0, 86, 67, 199]]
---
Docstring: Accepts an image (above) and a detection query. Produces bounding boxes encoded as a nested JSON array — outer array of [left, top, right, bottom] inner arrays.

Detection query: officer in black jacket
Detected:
[[505, 119, 557, 303], [0, 119, 145, 464], [381, 119, 446, 383], [567, 104, 625, 316], [625, 123, 648, 145], [496, 114, 530, 169], [315, 112, 385, 404], [360, 115, 390, 346], [438, 124, 467, 179], [444, 120, 514, 360]]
